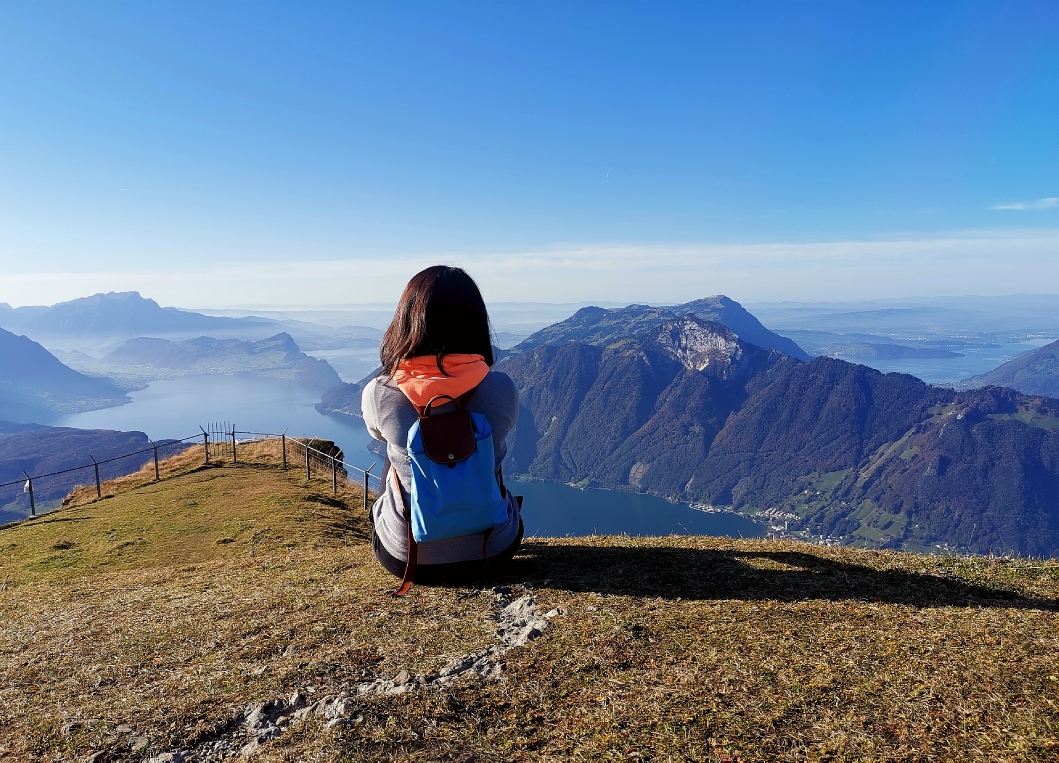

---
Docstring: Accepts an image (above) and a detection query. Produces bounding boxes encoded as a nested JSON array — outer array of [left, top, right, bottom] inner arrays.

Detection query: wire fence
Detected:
[[0, 425, 382, 524]]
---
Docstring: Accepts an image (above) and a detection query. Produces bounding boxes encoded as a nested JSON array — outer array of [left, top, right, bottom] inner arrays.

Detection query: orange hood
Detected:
[[392, 354, 489, 408]]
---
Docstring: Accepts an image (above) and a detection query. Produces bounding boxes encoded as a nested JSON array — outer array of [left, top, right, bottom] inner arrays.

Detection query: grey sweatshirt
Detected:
[[361, 370, 521, 564]]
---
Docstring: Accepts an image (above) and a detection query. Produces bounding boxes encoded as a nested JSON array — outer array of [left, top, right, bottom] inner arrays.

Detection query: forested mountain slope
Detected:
[[501, 313, 1059, 557]]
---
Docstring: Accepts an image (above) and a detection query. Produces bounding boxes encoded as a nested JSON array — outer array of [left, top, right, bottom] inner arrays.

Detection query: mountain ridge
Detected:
[[515, 295, 810, 361]]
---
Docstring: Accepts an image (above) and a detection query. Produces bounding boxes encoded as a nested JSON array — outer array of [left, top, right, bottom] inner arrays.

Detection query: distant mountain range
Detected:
[[0, 327, 129, 423], [0, 292, 382, 355], [0, 291, 271, 338], [97, 333, 342, 391], [495, 298, 1059, 557], [955, 339, 1059, 397]]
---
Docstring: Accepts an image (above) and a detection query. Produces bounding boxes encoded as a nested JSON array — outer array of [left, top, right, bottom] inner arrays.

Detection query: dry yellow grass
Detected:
[[0, 440, 1057, 762]]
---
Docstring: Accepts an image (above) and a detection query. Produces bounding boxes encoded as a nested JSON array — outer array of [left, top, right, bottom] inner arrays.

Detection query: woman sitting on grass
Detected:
[[362, 265, 523, 592]]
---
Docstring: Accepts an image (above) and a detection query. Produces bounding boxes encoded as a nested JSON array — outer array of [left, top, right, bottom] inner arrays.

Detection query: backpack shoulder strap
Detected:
[[390, 468, 417, 596]]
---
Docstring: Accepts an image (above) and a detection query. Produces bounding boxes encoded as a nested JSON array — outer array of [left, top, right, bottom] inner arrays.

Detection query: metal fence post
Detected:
[[91, 457, 101, 499], [231, 426, 237, 464], [281, 434, 287, 469], [305, 442, 311, 481], [364, 462, 375, 512], [331, 455, 337, 495], [23, 472, 34, 517], [152, 441, 160, 480]]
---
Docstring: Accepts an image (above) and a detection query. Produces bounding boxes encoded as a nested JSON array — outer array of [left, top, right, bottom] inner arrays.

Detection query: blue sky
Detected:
[[1, 2, 1057, 307]]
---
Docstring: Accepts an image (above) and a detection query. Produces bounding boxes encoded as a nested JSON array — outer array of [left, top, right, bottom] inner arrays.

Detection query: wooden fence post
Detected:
[[200, 428, 209, 465], [281, 434, 287, 469], [92, 457, 101, 499], [152, 441, 160, 480], [231, 426, 237, 464], [331, 455, 337, 495], [305, 442, 311, 481]]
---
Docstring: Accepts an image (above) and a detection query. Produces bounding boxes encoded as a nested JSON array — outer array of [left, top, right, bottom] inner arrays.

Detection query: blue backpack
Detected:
[[391, 388, 510, 595]]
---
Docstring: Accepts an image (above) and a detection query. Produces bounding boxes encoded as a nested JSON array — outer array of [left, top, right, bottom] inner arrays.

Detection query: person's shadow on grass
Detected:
[[500, 541, 1057, 610]]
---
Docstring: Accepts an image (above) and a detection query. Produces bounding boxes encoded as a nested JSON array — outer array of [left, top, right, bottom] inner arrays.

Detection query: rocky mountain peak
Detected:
[[649, 316, 748, 375]]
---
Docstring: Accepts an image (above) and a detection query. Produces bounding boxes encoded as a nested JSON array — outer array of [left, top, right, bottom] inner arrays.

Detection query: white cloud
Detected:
[[993, 197, 1059, 211], [2, 230, 1059, 308]]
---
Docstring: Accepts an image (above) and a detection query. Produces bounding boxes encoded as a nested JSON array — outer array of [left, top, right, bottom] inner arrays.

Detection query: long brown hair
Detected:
[[379, 266, 495, 377]]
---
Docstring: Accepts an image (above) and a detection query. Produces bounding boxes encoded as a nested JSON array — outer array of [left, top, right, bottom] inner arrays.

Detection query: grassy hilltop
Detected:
[[0, 442, 1057, 762]]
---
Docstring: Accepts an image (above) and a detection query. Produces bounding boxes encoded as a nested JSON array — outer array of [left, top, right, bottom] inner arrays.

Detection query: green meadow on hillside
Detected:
[[0, 442, 1056, 762]]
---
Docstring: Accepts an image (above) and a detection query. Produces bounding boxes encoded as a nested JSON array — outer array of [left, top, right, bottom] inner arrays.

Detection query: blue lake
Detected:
[[514, 479, 765, 539], [54, 374, 766, 538]]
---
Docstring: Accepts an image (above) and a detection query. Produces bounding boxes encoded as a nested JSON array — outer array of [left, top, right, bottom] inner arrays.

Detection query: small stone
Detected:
[[129, 735, 150, 752], [394, 670, 411, 685], [148, 753, 184, 763], [115, 724, 133, 734], [258, 724, 282, 740], [323, 698, 350, 719], [60, 720, 82, 735], [251, 665, 268, 676], [287, 691, 305, 709], [245, 703, 269, 728], [240, 738, 262, 756], [85, 753, 106, 763]]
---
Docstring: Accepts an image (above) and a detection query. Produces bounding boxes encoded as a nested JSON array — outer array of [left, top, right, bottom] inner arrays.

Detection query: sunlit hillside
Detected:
[[0, 443, 1056, 762]]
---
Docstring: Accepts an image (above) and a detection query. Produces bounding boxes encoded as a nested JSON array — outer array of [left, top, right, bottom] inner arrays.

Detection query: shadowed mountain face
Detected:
[[515, 296, 810, 361], [957, 339, 1059, 397], [501, 312, 1059, 557], [0, 423, 157, 522], [0, 328, 128, 423]]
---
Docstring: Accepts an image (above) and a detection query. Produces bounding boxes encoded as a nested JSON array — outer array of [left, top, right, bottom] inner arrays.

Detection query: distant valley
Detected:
[[749, 295, 1059, 385], [76, 333, 342, 392]]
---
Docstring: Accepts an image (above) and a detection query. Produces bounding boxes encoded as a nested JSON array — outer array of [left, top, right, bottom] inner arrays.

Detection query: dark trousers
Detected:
[[371, 519, 524, 586]]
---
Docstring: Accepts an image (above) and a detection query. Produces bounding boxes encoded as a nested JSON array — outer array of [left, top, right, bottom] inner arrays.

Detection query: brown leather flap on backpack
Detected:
[[419, 409, 477, 464]]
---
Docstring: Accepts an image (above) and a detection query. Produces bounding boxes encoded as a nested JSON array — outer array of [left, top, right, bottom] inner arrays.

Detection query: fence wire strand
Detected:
[[1, 427, 382, 523]]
